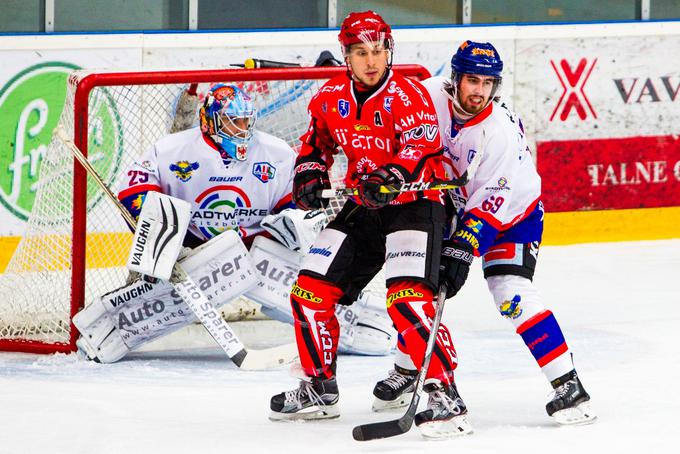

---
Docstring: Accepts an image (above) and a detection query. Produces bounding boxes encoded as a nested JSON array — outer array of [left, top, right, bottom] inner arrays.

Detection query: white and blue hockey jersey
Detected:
[[118, 127, 295, 246], [422, 76, 543, 255]]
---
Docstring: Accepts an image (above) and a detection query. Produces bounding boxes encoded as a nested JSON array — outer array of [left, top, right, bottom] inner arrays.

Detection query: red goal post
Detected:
[[0, 64, 432, 355]]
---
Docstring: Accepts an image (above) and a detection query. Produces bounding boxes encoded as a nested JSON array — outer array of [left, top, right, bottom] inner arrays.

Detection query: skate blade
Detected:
[[371, 392, 413, 412], [419, 415, 474, 440], [269, 403, 340, 422], [552, 401, 597, 426]]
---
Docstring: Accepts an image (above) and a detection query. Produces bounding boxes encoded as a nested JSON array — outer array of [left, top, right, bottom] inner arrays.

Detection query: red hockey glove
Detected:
[[293, 155, 330, 211]]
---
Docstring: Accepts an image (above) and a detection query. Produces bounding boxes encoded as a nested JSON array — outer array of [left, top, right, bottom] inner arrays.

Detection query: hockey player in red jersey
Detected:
[[269, 10, 472, 436]]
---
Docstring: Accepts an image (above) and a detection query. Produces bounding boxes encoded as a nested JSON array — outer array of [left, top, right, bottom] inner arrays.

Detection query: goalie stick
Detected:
[[352, 283, 449, 441], [55, 125, 297, 370], [320, 131, 485, 199]]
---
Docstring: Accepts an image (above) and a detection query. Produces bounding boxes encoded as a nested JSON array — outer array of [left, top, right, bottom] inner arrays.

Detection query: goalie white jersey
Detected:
[[119, 126, 295, 245], [422, 76, 543, 254]]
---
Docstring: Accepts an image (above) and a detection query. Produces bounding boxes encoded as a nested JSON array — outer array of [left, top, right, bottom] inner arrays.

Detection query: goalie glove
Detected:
[[260, 208, 328, 252]]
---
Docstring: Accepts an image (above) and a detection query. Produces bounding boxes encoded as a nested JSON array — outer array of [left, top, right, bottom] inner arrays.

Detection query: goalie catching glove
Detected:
[[260, 208, 328, 252]]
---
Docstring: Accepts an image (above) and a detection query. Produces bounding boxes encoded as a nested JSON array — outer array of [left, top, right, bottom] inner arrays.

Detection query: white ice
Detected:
[[1, 239, 679, 454]]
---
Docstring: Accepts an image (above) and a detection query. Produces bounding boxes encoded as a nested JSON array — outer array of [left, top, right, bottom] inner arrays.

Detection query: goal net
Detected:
[[0, 65, 431, 354]]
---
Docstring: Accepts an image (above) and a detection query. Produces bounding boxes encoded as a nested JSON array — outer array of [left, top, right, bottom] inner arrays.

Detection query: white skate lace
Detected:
[[548, 379, 576, 402], [382, 369, 411, 390], [429, 386, 464, 417], [284, 380, 327, 410]]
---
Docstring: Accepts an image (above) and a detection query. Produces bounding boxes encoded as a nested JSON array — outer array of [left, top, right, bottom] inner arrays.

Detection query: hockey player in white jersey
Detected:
[[372, 41, 596, 429], [73, 83, 394, 363]]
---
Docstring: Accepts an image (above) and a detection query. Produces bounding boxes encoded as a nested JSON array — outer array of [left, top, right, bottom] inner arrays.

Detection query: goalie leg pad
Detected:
[[73, 231, 258, 362], [336, 291, 395, 356], [487, 274, 573, 381], [244, 235, 303, 325]]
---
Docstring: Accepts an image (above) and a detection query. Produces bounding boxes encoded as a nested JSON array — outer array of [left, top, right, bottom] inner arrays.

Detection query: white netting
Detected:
[[0, 67, 391, 352]]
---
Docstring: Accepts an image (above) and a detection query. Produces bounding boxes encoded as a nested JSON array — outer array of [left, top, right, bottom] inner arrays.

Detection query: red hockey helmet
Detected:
[[338, 10, 393, 53]]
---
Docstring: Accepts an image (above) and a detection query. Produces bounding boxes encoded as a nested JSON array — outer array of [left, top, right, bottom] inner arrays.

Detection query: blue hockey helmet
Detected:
[[199, 83, 256, 161], [451, 40, 503, 79]]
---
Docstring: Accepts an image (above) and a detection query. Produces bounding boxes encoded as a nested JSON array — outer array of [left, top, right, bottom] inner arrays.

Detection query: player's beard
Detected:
[[460, 94, 488, 115]]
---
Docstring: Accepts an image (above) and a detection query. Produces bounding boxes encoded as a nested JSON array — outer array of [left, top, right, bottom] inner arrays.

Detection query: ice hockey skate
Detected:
[[372, 366, 417, 412], [414, 379, 473, 439], [270, 375, 340, 421], [546, 370, 597, 425]]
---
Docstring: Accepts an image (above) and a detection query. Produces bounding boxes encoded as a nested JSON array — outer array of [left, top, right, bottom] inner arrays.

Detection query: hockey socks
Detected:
[[386, 280, 458, 385]]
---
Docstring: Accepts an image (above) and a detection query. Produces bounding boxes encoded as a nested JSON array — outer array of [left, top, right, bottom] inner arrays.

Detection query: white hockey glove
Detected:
[[260, 208, 328, 252]]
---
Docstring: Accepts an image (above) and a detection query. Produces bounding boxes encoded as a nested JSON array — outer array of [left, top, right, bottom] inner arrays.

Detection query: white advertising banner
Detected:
[[0, 21, 678, 239]]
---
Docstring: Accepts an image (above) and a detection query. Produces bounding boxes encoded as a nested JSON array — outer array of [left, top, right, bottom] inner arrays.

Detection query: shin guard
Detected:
[[290, 274, 343, 379], [386, 280, 457, 384]]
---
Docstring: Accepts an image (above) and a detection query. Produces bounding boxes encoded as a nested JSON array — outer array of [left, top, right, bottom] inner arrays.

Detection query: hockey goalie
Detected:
[[73, 83, 395, 363]]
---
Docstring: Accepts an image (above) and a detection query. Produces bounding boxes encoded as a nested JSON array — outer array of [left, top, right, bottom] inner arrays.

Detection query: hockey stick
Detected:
[[352, 283, 449, 441], [320, 132, 485, 199], [55, 125, 297, 370], [319, 174, 470, 199]]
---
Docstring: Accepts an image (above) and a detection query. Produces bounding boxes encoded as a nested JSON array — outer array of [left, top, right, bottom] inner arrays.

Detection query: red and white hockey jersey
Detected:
[[299, 70, 446, 205], [422, 76, 543, 254], [118, 127, 295, 245]]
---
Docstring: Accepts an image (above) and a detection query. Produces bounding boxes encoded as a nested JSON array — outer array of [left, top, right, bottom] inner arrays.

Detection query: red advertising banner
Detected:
[[537, 135, 680, 212]]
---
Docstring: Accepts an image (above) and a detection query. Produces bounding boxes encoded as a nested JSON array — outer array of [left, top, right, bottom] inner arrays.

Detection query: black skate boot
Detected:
[[269, 375, 340, 421], [372, 365, 418, 412], [546, 370, 596, 425], [414, 379, 473, 439]]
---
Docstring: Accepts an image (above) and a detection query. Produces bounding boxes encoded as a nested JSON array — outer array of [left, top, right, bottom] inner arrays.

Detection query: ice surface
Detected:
[[1, 239, 678, 454]]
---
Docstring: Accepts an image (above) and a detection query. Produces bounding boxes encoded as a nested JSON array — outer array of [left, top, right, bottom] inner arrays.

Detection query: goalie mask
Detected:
[[448, 40, 504, 116], [199, 84, 256, 161]]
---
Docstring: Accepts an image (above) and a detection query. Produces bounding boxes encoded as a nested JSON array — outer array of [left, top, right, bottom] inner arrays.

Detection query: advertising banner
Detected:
[[515, 35, 680, 213]]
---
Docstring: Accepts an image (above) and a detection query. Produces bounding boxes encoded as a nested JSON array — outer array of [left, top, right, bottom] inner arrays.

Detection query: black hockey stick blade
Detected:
[[352, 284, 448, 441], [352, 409, 417, 441]]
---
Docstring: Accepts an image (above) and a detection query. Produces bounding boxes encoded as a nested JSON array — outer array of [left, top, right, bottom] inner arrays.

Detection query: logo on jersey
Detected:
[[321, 101, 328, 113], [467, 149, 476, 164], [550, 58, 597, 121], [194, 184, 265, 239], [353, 124, 371, 131], [398, 145, 422, 161], [383, 96, 393, 112], [338, 99, 350, 118], [170, 160, 200, 182], [252, 161, 276, 183], [130, 194, 145, 212], [499, 295, 523, 319], [464, 218, 483, 233]]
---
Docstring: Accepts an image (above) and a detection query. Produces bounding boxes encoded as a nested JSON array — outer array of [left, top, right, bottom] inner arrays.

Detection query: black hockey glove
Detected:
[[357, 165, 404, 209], [439, 239, 475, 299], [293, 154, 330, 211]]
